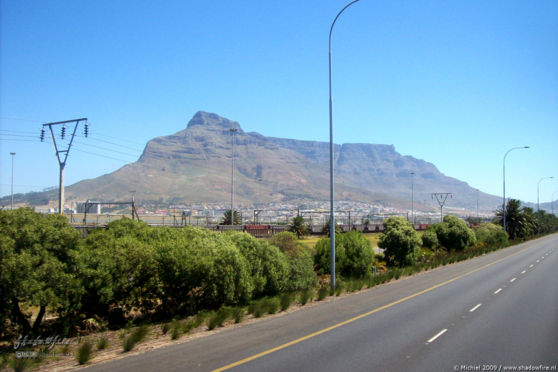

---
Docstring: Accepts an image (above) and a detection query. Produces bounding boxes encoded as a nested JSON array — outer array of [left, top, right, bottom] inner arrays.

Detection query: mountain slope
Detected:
[[21, 111, 502, 210]]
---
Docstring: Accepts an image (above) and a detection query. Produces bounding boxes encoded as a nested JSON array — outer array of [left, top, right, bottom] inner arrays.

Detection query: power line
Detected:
[[74, 140, 140, 157], [73, 148, 136, 162], [0, 129, 38, 135]]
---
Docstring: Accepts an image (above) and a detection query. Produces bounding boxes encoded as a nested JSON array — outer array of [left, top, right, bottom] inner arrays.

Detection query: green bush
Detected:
[[378, 217, 422, 267], [280, 293, 294, 311], [154, 227, 253, 315], [228, 232, 289, 297], [76, 226, 160, 321], [207, 307, 232, 330], [96, 337, 108, 350], [341, 231, 374, 277], [269, 231, 305, 257], [474, 223, 508, 246], [317, 286, 329, 301], [314, 236, 347, 275], [0, 208, 83, 335], [421, 227, 439, 249], [299, 289, 313, 305], [232, 307, 245, 323], [434, 216, 477, 251], [77, 342, 93, 364], [264, 298, 280, 314]]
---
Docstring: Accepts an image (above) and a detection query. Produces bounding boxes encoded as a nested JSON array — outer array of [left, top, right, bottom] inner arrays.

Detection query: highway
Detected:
[[84, 234, 558, 372]]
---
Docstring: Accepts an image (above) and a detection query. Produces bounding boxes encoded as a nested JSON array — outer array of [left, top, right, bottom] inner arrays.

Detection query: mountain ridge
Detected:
[[3, 111, 502, 211]]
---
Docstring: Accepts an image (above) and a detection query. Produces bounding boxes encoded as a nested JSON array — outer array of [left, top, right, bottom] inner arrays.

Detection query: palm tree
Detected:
[[288, 216, 309, 238], [496, 199, 535, 239], [221, 209, 241, 225]]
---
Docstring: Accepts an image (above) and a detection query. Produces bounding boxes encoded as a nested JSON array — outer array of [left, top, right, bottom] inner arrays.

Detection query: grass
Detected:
[[301, 233, 381, 250], [280, 293, 294, 311], [122, 324, 150, 352], [317, 286, 329, 301], [76, 342, 93, 365], [299, 288, 313, 305], [96, 337, 108, 350], [232, 307, 245, 323], [207, 307, 232, 330]]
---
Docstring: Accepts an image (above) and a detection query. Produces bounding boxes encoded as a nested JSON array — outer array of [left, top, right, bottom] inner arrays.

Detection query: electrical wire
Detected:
[[74, 140, 140, 157]]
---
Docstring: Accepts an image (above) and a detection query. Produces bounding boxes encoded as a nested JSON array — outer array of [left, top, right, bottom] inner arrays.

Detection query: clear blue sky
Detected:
[[1, 0, 557, 206]]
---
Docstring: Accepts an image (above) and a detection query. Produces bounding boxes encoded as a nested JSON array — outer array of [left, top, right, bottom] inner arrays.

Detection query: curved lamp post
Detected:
[[552, 190, 558, 216], [10, 152, 16, 210], [537, 176, 554, 212], [329, 0, 361, 290], [502, 146, 529, 232]]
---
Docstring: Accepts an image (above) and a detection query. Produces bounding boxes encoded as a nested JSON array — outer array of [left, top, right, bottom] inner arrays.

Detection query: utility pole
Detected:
[[10, 152, 16, 209], [431, 193, 453, 222], [410, 172, 415, 225], [230, 127, 238, 225], [41, 118, 88, 215]]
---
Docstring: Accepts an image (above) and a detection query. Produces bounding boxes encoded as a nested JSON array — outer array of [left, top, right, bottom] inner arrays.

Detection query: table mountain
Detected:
[[26, 111, 502, 211]]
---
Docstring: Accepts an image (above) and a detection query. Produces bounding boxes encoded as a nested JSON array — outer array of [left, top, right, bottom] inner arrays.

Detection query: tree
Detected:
[[421, 226, 439, 249], [0, 208, 82, 336], [434, 215, 476, 251], [288, 216, 309, 238], [342, 231, 374, 277], [378, 216, 421, 267], [221, 209, 241, 225], [495, 199, 536, 239], [321, 218, 343, 237], [473, 223, 508, 246]]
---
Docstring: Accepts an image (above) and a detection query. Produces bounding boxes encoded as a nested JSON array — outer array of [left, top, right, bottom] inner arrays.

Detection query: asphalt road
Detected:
[[84, 234, 558, 372]]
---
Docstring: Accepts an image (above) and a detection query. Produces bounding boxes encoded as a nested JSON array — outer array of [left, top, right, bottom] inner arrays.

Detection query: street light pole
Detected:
[[552, 190, 558, 216], [329, 0, 361, 290], [10, 152, 15, 210], [502, 146, 529, 232], [537, 176, 554, 212], [230, 128, 238, 226], [410, 172, 415, 225]]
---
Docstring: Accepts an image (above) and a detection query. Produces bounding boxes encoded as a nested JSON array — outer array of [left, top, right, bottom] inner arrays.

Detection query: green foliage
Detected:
[[269, 231, 305, 257], [228, 232, 289, 297], [207, 307, 232, 330], [269, 231, 317, 292], [288, 216, 309, 238], [378, 217, 422, 267], [279, 293, 294, 311], [221, 209, 241, 225], [495, 199, 540, 239], [314, 237, 346, 275], [96, 337, 108, 350], [321, 219, 343, 237], [0, 208, 83, 335], [421, 227, 439, 249], [76, 342, 93, 364], [317, 286, 329, 301], [154, 227, 253, 315], [341, 231, 374, 277], [434, 215, 476, 251], [76, 221, 160, 321], [299, 288, 313, 305], [121, 324, 149, 352], [264, 297, 280, 314], [231, 307, 245, 323], [474, 223, 508, 246]]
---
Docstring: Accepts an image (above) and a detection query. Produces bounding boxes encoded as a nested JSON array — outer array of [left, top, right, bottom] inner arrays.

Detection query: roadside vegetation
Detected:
[[1, 201, 556, 370]]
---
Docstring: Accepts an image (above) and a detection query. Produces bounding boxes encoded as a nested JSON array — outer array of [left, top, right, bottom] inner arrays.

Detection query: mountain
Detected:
[[6, 111, 502, 211]]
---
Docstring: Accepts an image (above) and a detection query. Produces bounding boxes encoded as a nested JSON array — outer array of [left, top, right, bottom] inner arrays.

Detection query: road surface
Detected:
[[84, 234, 558, 372]]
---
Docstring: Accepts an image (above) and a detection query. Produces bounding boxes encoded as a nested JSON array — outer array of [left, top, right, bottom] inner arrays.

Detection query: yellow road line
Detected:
[[213, 245, 531, 372]]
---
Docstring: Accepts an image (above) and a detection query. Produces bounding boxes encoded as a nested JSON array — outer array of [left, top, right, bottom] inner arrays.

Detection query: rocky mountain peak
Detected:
[[187, 111, 243, 133]]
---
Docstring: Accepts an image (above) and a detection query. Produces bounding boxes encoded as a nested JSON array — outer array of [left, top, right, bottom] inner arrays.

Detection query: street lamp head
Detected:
[[523, 146, 530, 149], [10, 152, 16, 156]]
